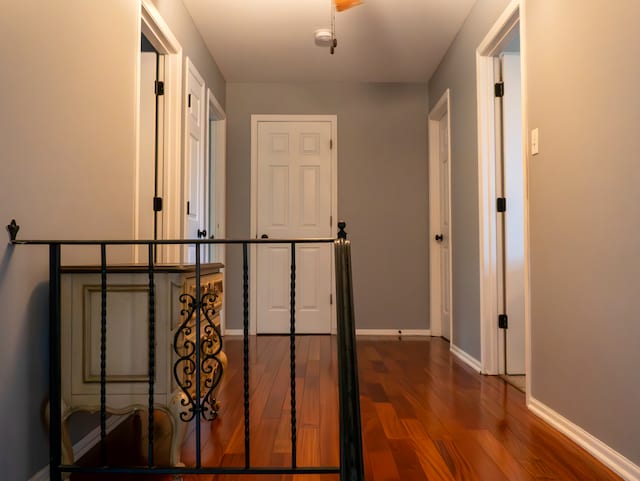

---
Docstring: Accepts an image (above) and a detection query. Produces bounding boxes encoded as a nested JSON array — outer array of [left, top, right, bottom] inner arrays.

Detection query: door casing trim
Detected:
[[476, 0, 531, 401], [250, 114, 338, 335], [137, 0, 183, 263], [206, 88, 226, 332]]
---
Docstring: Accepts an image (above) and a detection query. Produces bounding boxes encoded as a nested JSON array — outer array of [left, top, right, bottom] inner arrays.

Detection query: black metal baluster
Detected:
[[290, 242, 297, 469], [195, 243, 202, 468], [242, 242, 251, 468], [147, 243, 155, 466], [13, 233, 353, 479], [100, 244, 107, 466], [49, 243, 62, 481]]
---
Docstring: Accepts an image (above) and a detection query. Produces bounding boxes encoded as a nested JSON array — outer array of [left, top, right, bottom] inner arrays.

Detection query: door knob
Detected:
[[261, 234, 269, 239], [435, 234, 444, 242], [197, 229, 207, 238]]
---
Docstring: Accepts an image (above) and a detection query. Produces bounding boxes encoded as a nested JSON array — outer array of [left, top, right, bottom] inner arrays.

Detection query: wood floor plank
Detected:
[[72, 336, 624, 481], [471, 429, 537, 481]]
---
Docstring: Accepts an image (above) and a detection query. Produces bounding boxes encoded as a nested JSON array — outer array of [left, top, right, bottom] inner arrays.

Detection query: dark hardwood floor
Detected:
[[74, 336, 622, 480]]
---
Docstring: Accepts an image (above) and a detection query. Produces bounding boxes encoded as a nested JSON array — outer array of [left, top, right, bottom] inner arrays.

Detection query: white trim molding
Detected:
[[450, 344, 483, 373], [29, 415, 129, 481], [206, 88, 227, 333], [529, 397, 640, 481], [138, 0, 183, 264], [223, 329, 244, 336], [28, 465, 49, 481], [224, 329, 432, 337], [476, 0, 529, 378], [355, 329, 431, 337]]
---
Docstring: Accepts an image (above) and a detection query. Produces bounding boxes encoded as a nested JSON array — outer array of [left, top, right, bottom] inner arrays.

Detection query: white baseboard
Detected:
[[224, 329, 433, 337], [28, 465, 49, 481], [450, 344, 482, 373], [528, 397, 640, 481], [73, 414, 129, 460], [355, 329, 431, 336], [223, 329, 244, 336], [29, 414, 129, 481]]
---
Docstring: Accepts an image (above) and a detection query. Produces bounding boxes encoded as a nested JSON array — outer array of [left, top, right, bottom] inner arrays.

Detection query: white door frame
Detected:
[[206, 88, 227, 332], [476, 0, 531, 393], [428, 89, 453, 339], [137, 0, 183, 263], [250, 114, 338, 335]]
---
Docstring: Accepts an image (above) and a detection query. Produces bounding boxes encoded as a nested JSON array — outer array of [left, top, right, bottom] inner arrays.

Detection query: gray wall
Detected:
[[0, 1, 224, 478], [525, 0, 640, 466], [428, 0, 510, 360], [428, 0, 640, 468], [225, 82, 429, 331]]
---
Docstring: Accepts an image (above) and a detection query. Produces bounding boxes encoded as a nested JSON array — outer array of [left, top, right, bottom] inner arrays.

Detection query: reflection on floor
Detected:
[[502, 374, 526, 392], [71, 336, 623, 481]]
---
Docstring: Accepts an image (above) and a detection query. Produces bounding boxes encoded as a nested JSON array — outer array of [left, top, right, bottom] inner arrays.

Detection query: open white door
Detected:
[[184, 58, 207, 264], [139, 0, 183, 264], [252, 117, 337, 334], [499, 52, 526, 375]]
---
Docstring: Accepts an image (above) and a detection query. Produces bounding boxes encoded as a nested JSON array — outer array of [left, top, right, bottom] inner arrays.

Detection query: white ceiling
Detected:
[[182, 0, 476, 83]]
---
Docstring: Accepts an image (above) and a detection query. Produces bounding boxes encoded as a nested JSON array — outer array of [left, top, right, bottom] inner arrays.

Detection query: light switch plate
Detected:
[[531, 128, 539, 155]]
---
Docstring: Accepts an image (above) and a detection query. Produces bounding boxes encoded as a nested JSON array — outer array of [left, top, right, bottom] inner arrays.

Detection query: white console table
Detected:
[[57, 263, 225, 466]]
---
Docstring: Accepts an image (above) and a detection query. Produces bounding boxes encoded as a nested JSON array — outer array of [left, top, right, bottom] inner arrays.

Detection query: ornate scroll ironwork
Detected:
[[173, 290, 224, 422]]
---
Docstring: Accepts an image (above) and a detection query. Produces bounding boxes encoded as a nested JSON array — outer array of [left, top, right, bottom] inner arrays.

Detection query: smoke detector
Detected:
[[314, 29, 334, 47]]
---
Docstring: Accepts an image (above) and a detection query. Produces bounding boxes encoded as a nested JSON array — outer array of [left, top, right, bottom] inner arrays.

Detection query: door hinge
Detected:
[[330, 293, 333, 305], [495, 82, 504, 98], [330, 215, 333, 227], [188, 93, 192, 108], [153, 196, 163, 212], [498, 314, 508, 329], [497, 197, 507, 212], [154, 80, 165, 96], [330, 139, 333, 150], [186, 201, 190, 215]]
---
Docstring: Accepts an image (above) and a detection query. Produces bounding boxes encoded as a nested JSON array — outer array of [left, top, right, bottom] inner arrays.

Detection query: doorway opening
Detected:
[[476, 2, 531, 394], [137, 0, 183, 263], [137, 33, 163, 262]]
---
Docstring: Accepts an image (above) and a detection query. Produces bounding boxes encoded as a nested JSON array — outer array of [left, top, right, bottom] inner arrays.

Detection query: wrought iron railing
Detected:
[[6, 219, 363, 481]]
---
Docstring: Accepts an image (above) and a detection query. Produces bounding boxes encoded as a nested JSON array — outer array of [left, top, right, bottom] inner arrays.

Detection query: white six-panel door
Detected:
[[255, 120, 334, 334], [184, 58, 207, 264]]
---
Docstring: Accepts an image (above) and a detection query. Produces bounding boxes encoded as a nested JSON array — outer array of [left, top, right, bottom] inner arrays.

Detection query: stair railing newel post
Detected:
[[334, 221, 365, 481]]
